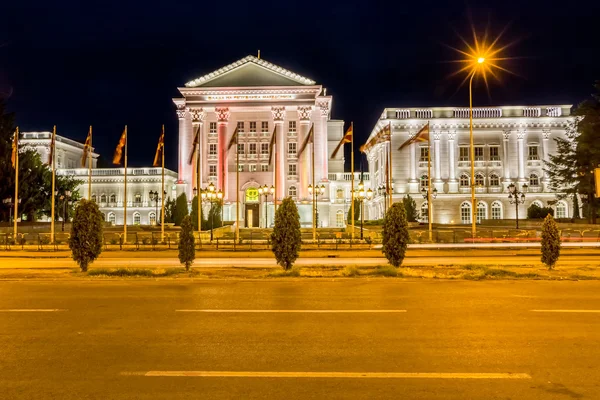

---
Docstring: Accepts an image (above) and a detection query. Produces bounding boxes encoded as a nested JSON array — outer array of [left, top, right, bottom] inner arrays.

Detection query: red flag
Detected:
[[297, 124, 314, 158], [398, 123, 429, 151], [81, 127, 92, 167], [268, 125, 277, 165], [113, 128, 127, 165], [48, 129, 56, 166], [153, 127, 165, 167], [188, 125, 200, 165], [227, 126, 239, 151], [11, 130, 18, 168], [331, 124, 352, 158]]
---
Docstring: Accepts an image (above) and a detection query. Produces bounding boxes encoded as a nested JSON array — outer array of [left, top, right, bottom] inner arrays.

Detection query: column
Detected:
[[517, 129, 526, 183], [408, 131, 418, 193], [190, 108, 205, 191], [316, 99, 330, 182], [433, 132, 443, 192], [272, 106, 286, 202], [297, 106, 312, 200], [542, 129, 551, 191], [447, 131, 458, 192], [502, 130, 511, 189], [176, 103, 187, 184], [215, 107, 230, 198]]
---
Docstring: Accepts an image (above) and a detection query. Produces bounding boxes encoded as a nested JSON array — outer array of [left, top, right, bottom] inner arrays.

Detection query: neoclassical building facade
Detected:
[[364, 105, 575, 224]]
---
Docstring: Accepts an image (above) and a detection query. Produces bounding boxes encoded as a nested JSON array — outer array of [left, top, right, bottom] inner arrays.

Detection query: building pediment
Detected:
[[185, 55, 316, 88]]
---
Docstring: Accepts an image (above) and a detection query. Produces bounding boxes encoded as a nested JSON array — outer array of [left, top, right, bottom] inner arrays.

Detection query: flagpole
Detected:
[[88, 126, 92, 200], [196, 130, 202, 246], [388, 122, 393, 207], [51, 126, 56, 244], [312, 124, 316, 242], [14, 127, 19, 242], [273, 127, 277, 210], [235, 127, 240, 244], [427, 123, 432, 242], [350, 122, 355, 241], [161, 125, 165, 243], [124, 126, 128, 244]]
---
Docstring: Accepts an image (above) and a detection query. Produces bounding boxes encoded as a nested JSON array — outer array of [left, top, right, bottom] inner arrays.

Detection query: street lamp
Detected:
[[377, 184, 392, 215], [149, 190, 160, 226], [200, 182, 223, 241], [353, 180, 373, 240], [55, 190, 72, 232], [2, 197, 20, 223], [258, 184, 275, 228], [308, 183, 326, 228], [508, 182, 528, 229], [421, 185, 438, 241]]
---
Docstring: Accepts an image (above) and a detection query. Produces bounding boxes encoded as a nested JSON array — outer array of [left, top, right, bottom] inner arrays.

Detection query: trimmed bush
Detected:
[[402, 194, 419, 222], [382, 202, 410, 267], [527, 203, 554, 219], [69, 199, 104, 272], [541, 214, 561, 269], [271, 197, 301, 270], [178, 215, 195, 271]]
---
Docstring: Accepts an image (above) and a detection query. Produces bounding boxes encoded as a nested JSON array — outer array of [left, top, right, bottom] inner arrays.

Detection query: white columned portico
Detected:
[[215, 107, 230, 199], [447, 130, 458, 193], [502, 130, 511, 190], [298, 106, 312, 200], [517, 129, 526, 183], [272, 106, 286, 202], [433, 132, 443, 192]]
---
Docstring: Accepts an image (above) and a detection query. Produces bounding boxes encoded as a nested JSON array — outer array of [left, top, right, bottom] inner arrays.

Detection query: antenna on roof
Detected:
[[257, 50, 261, 59]]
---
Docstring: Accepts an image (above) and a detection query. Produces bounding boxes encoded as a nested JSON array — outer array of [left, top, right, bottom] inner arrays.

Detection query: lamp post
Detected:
[[149, 190, 160, 226], [377, 185, 390, 216], [308, 183, 325, 228], [2, 197, 20, 223], [421, 185, 438, 241], [508, 182, 528, 229], [353, 180, 373, 240], [56, 190, 72, 232], [200, 182, 222, 241], [258, 184, 275, 228]]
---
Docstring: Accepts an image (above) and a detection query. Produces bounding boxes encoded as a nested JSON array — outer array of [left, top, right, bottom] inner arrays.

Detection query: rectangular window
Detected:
[[489, 146, 500, 161], [238, 164, 244, 172], [261, 143, 269, 154], [288, 142, 297, 155], [209, 122, 217, 133], [288, 121, 296, 133], [237, 143, 245, 154], [261, 121, 269, 132], [249, 143, 257, 155], [528, 146, 539, 160], [474, 147, 484, 161], [249, 164, 257, 172], [261, 164, 269, 172], [249, 122, 256, 133], [459, 147, 470, 161], [419, 147, 429, 162], [237, 121, 244, 132], [209, 165, 217, 175], [288, 164, 297, 177], [209, 144, 217, 155]]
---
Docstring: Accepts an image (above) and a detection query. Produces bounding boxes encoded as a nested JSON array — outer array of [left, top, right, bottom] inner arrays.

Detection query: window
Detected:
[[108, 212, 116, 225], [249, 143, 257, 155], [249, 164, 257, 172], [460, 173, 470, 187], [288, 186, 297, 197], [237, 143, 245, 154], [475, 173, 485, 187], [288, 164, 297, 177], [209, 122, 217, 134], [134, 193, 142, 204], [109, 194, 116, 203], [419, 147, 429, 162], [528, 146, 539, 160], [474, 147, 484, 161], [420, 202, 429, 222], [91, 194, 97, 203], [209, 165, 217, 176], [489, 173, 500, 187], [238, 164, 244, 172], [149, 212, 156, 225], [459, 147, 470, 162], [260, 164, 269, 172], [336, 188, 344, 199], [133, 212, 141, 225], [288, 121, 296, 133], [261, 143, 269, 154], [209, 144, 217, 155], [336, 210, 344, 227], [460, 202, 472, 224], [476, 201, 487, 223], [491, 201, 502, 219], [237, 121, 244, 132], [489, 147, 500, 161], [288, 142, 297, 155], [57, 155, 62, 168], [100, 194, 107, 203], [261, 121, 269, 132], [420, 174, 429, 189], [529, 173, 540, 186], [556, 201, 567, 219], [249, 122, 256, 133]]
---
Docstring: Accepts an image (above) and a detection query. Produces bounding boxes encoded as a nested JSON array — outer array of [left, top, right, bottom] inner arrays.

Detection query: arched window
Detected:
[[133, 212, 141, 225], [491, 201, 502, 219], [476, 201, 487, 223], [489, 173, 500, 187], [134, 193, 142, 204], [336, 210, 344, 227], [556, 201, 568, 219], [529, 173, 540, 187], [109, 194, 116, 203], [420, 202, 429, 222], [420, 174, 429, 189], [475, 173, 485, 187], [460, 174, 470, 188], [108, 212, 116, 225], [532, 200, 543, 208], [336, 188, 344, 200], [91, 194, 97, 203], [288, 186, 297, 197], [149, 212, 156, 226], [100, 194, 107, 203], [460, 201, 471, 224]]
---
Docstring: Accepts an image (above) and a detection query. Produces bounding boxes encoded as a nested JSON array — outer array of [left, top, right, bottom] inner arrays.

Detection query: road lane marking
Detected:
[[0, 309, 67, 312], [176, 309, 407, 313], [134, 371, 530, 379], [531, 310, 600, 313]]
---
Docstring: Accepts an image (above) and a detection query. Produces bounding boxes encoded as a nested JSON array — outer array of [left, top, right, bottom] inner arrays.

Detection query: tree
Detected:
[[69, 199, 104, 272], [164, 197, 175, 223], [402, 194, 419, 222], [173, 193, 189, 226], [572, 194, 580, 220], [541, 214, 561, 270], [178, 215, 195, 271], [527, 203, 554, 219], [208, 201, 222, 228], [382, 202, 410, 267], [347, 199, 360, 224], [271, 197, 301, 270], [545, 81, 600, 223], [190, 196, 199, 230]]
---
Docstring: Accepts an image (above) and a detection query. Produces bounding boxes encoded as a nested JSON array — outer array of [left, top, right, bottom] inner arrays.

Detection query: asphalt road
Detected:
[[1, 280, 600, 399]]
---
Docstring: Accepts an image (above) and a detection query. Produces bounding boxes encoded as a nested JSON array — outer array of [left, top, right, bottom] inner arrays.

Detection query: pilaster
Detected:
[[215, 107, 230, 198], [297, 106, 313, 200], [272, 106, 286, 202]]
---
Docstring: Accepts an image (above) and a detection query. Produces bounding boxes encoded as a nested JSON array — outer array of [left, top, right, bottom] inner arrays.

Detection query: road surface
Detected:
[[1, 280, 599, 399]]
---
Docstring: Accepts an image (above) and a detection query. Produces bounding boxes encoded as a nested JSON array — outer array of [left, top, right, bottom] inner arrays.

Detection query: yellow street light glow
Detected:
[[477, 57, 485, 64]]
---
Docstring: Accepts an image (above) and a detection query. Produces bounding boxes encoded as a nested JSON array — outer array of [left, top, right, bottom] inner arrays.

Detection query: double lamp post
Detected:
[[193, 182, 223, 241]]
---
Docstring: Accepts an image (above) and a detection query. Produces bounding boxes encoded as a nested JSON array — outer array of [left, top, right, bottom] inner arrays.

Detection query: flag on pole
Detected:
[[11, 130, 18, 168], [297, 123, 314, 158], [113, 128, 127, 164], [227, 126, 239, 151], [268, 126, 277, 165], [187, 125, 200, 165], [48, 129, 56, 165], [153, 127, 165, 167], [81, 127, 92, 167], [398, 122, 429, 151], [331, 124, 353, 158]]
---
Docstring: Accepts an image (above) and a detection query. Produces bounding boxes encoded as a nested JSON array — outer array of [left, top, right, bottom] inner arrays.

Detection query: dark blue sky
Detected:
[[1, 0, 598, 170]]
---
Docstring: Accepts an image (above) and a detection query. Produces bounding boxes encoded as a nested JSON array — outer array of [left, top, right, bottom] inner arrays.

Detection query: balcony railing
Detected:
[[328, 172, 370, 181], [57, 168, 177, 178]]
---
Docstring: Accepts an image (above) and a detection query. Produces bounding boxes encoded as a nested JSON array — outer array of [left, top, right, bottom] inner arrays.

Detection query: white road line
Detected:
[[137, 371, 531, 379], [0, 309, 66, 312], [176, 309, 407, 313], [531, 309, 600, 313]]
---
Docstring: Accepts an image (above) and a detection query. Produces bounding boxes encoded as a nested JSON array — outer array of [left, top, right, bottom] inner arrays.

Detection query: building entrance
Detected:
[[245, 204, 259, 228]]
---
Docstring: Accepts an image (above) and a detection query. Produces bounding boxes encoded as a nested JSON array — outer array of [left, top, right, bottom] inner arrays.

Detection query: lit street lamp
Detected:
[[308, 183, 326, 228], [258, 184, 275, 228], [55, 190, 72, 232], [508, 182, 528, 229], [377, 184, 391, 215], [353, 180, 373, 240], [148, 190, 164, 226], [199, 182, 223, 241], [421, 185, 438, 241]]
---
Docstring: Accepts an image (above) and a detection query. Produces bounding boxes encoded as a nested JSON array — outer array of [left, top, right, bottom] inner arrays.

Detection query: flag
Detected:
[[48, 129, 56, 166], [113, 128, 127, 165], [297, 124, 314, 158], [331, 124, 352, 158], [398, 122, 429, 151], [81, 127, 92, 167], [153, 127, 165, 167], [11, 130, 18, 168], [187, 125, 200, 165], [268, 125, 277, 165], [227, 126, 239, 151]]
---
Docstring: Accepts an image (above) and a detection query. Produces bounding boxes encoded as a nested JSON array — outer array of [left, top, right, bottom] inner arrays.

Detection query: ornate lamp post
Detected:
[[55, 190, 72, 232], [2, 197, 20, 223], [258, 184, 275, 228], [421, 185, 438, 241], [508, 182, 528, 229], [377, 185, 389, 215], [308, 183, 325, 228], [200, 182, 223, 241], [149, 190, 160, 226], [354, 180, 373, 240]]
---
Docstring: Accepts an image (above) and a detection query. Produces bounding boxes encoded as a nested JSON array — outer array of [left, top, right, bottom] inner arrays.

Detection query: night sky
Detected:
[[1, 0, 598, 171]]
